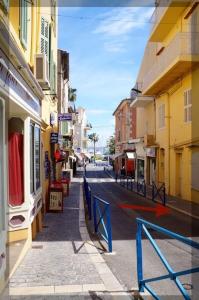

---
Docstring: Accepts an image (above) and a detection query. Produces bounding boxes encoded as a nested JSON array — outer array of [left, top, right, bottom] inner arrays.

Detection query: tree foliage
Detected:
[[106, 135, 115, 155]]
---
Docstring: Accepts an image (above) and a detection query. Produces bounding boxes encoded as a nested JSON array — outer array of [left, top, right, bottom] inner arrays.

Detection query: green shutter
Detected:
[[41, 17, 49, 57], [20, 0, 27, 48], [61, 121, 68, 135]]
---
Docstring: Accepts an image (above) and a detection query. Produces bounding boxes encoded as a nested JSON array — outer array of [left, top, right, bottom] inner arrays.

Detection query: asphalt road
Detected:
[[85, 165, 199, 299]]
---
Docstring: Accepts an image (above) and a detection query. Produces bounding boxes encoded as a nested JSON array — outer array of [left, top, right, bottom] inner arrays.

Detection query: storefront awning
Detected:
[[83, 152, 91, 159], [75, 152, 82, 161], [69, 155, 76, 161], [112, 153, 123, 160], [126, 152, 136, 159]]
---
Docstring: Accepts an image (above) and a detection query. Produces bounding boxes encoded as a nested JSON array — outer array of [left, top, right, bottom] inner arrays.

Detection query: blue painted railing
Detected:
[[83, 177, 112, 252], [93, 195, 112, 252], [83, 176, 92, 220], [152, 181, 166, 206], [136, 218, 199, 300]]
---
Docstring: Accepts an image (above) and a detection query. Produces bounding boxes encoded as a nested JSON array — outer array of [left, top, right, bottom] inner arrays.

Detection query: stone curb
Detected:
[[79, 181, 132, 299]]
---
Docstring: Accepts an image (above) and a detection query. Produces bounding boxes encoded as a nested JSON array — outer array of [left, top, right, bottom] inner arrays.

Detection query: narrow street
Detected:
[[86, 165, 199, 298]]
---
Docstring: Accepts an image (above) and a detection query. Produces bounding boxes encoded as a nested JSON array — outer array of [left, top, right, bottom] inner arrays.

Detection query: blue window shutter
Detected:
[[20, 0, 27, 48]]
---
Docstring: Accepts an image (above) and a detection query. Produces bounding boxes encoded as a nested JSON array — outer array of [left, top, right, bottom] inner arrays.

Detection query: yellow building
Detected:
[[38, 1, 58, 216], [0, 0, 58, 293], [133, 1, 199, 203]]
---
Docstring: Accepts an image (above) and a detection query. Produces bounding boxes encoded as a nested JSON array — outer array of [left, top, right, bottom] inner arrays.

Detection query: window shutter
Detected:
[[20, 0, 28, 48], [41, 17, 49, 58], [184, 89, 192, 122]]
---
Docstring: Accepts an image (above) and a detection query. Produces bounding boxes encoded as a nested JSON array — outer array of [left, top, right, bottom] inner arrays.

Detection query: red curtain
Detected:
[[9, 132, 24, 206]]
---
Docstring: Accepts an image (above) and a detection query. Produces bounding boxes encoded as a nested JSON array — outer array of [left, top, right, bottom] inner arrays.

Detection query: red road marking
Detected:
[[118, 203, 170, 217]]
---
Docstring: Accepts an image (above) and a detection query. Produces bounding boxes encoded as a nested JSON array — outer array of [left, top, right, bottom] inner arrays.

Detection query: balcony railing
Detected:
[[142, 32, 199, 93]]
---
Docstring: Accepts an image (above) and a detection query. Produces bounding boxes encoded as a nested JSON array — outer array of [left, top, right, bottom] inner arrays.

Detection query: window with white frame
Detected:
[[30, 123, 41, 194], [158, 104, 165, 128], [184, 89, 192, 123]]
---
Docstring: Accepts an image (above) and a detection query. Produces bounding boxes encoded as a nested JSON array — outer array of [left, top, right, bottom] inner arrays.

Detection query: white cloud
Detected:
[[104, 41, 126, 53], [93, 7, 154, 37]]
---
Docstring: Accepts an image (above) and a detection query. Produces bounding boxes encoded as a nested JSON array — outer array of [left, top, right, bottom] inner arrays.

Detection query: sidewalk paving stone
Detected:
[[5, 173, 132, 299]]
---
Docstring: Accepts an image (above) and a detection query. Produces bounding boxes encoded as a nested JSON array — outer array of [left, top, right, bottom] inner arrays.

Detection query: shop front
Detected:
[[0, 44, 44, 250], [146, 147, 156, 185]]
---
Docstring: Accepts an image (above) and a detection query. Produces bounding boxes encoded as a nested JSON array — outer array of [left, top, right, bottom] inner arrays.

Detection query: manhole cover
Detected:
[[32, 245, 43, 249]]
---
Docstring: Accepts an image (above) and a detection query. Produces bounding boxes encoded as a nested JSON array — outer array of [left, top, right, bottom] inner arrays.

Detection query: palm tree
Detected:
[[88, 133, 99, 163]]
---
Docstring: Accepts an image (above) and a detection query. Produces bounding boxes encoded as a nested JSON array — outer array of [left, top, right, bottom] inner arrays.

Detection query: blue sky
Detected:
[[58, 6, 154, 147]]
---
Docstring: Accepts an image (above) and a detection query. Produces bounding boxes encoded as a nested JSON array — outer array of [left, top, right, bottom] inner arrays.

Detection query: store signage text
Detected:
[[0, 49, 40, 114], [58, 113, 72, 121], [50, 133, 58, 143]]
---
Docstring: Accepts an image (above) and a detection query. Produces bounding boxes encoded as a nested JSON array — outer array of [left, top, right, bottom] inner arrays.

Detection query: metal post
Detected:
[[88, 188, 92, 220], [106, 205, 112, 252], [144, 180, 146, 198], [163, 185, 166, 206], [152, 182, 155, 202], [136, 221, 144, 292], [93, 197, 97, 233]]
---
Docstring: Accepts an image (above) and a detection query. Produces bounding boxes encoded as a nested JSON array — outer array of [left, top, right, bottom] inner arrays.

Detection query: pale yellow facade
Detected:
[[134, 1, 199, 202], [0, 0, 58, 294]]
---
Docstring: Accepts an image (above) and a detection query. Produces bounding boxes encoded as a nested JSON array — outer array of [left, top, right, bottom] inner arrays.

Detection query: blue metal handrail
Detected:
[[93, 195, 112, 252], [137, 180, 146, 197], [136, 218, 199, 300], [152, 181, 166, 206], [83, 176, 92, 220]]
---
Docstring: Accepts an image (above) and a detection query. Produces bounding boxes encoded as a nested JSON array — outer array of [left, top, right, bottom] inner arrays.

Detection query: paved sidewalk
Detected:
[[105, 168, 199, 220], [2, 174, 133, 299]]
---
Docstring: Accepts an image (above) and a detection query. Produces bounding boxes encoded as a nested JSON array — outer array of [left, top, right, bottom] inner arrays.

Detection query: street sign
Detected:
[[50, 132, 58, 143], [58, 113, 72, 121], [48, 185, 63, 212]]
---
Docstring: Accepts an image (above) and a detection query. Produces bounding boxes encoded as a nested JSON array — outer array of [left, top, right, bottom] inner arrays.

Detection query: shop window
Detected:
[[137, 159, 144, 180], [184, 89, 192, 123], [20, 0, 28, 49], [30, 123, 41, 194], [9, 215, 25, 227]]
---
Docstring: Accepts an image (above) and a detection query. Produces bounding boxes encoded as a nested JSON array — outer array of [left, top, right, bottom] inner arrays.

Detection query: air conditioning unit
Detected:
[[34, 54, 50, 90]]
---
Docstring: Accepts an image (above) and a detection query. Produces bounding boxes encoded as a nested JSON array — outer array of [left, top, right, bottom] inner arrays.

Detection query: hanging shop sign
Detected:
[[48, 185, 63, 212], [146, 147, 156, 157], [44, 151, 50, 179], [50, 132, 58, 143], [0, 49, 40, 114], [58, 113, 72, 121]]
